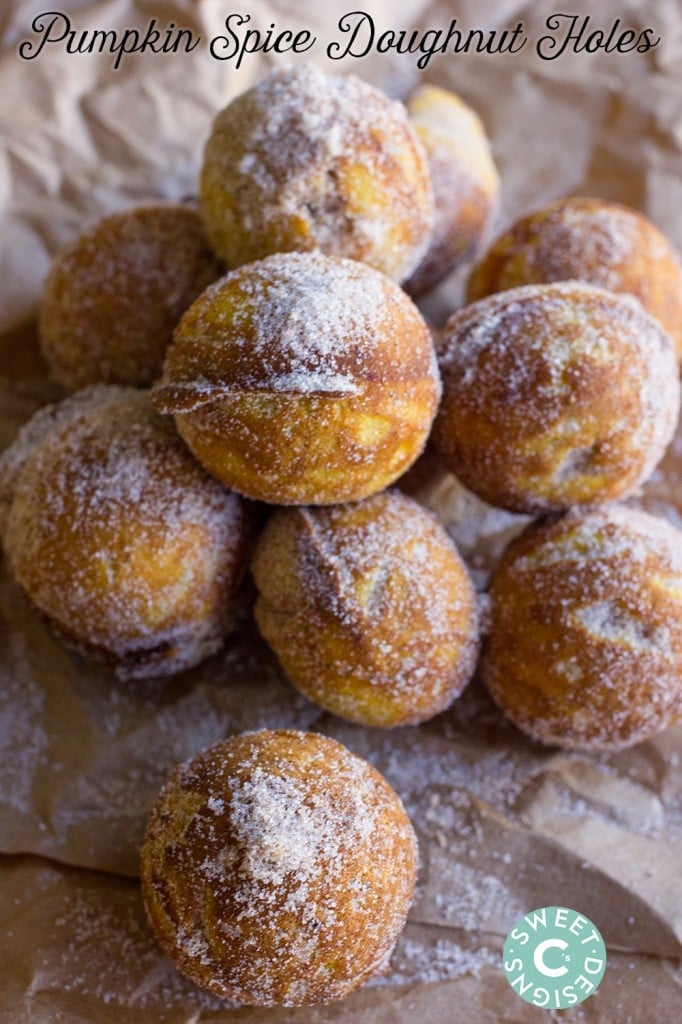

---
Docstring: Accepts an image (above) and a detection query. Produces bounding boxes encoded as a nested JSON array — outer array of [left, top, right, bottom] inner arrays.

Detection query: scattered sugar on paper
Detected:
[[50, 886, 230, 1015], [374, 931, 500, 987]]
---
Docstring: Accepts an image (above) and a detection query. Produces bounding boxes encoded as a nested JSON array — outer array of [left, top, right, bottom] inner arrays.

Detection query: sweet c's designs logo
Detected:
[[503, 906, 606, 1009]]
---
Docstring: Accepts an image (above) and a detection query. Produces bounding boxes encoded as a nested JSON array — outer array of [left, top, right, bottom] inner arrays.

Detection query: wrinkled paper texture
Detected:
[[1, 0, 681, 1020]]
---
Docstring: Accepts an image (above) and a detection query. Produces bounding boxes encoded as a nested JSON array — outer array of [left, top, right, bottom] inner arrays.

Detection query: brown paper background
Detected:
[[1, 0, 681, 1020]]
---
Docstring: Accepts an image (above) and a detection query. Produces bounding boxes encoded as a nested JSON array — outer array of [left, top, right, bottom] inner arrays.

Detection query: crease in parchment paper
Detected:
[[1, 0, 681, 1020]]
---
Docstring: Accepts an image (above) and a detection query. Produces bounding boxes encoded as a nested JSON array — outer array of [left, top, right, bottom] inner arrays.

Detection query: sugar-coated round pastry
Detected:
[[141, 729, 418, 1006], [199, 66, 433, 282], [152, 251, 441, 506], [252, 491, 479, 727], [482, 506, 682, 750], [467, 196, 682, 358], [433, 282, 679, 514], [39, 204, 223, 389], [404, 84, 499, 296], [0, 387, 251, 678]]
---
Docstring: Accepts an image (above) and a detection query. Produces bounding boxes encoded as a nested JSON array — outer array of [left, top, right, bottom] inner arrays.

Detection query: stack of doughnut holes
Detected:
[[2, 66, 682, 1008]]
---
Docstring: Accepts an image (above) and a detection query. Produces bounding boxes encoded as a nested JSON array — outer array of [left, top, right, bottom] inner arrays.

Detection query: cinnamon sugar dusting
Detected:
[[39, 204, 222, 390], [2, 51, 682, 1021], [142, 730, 418, 1006], [435, 282, 679, 512], [200, 66, 434, 281], [297, 495, 468, 640], [404, 84, 499, 295], [253, 491, 478, 726], [152, 251, 440, 506], [1, 387, 250, 678], [484, 505, 682, 750], [157, 251, 437, 405], [468, 197, 682, 355]]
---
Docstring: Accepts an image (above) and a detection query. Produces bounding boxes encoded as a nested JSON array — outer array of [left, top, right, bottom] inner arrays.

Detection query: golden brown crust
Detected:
[[432, 282, 679, 514], [199, 66, 433, 282], [482, 506, 682, 750], [404, 85, 500, 296], [0, 387, 251, 678], [467, 196, 682, 358], [39, 204, 223, 390], [152, 251, 441, 505], [140, 730, 418, 1006], [252, 491, 479, 727]]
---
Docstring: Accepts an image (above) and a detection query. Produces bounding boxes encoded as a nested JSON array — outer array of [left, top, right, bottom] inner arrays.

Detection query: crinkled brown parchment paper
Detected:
[[1, 0, 681, 1021]]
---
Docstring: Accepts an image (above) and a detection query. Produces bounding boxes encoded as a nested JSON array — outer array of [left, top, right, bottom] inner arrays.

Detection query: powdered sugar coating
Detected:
[[467, 196, 682, 357], [141, 729, 418, 1007], [434, 281, 680, 513], [252, 491, 479, 727], [483, 505, 682, 750], [199, 66, 433, 282], [153, 251, 441, 505], [39, 205, 223, 390], [1, 387, 251, 679]]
